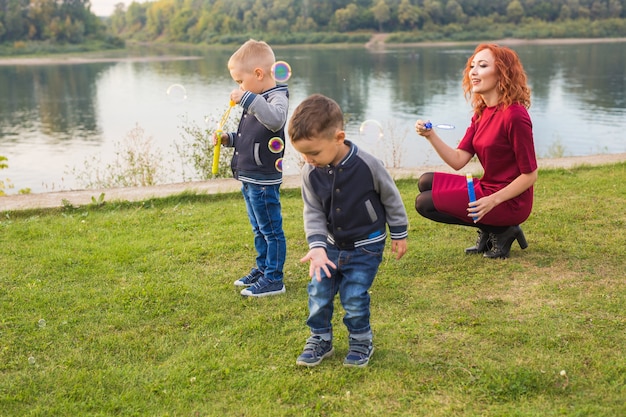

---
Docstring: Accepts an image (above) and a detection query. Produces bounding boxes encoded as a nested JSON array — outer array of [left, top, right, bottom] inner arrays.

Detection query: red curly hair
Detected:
[[462, 44, 531, 119]]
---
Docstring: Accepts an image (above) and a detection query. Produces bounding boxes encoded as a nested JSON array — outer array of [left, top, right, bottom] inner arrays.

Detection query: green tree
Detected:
[[559, 4, 572, 20], [445, 0, 468, 24], [145, 0, 172, 38], [2, 0, 28, 41], [590, 0, 609, 19], [125, 2, 148, 36], [292, 15, 317, 32], [371, 0, 390, 32], [109, 3, 127, 34], [334, 3, 358, 32], [608, 0, 623, 17], [169, 6, 196, 41], [506, 0, 525, 24], [423, 0, 444, 25], [397, 0, 420, 30]]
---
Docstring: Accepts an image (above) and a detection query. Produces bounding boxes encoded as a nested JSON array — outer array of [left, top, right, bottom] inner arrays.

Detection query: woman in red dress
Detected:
[[414, 44, 538, 259]]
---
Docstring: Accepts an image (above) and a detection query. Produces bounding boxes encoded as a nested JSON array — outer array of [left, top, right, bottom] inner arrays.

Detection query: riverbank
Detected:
[[3, 37, 626, 66], [2, 153, 625, 212], [368, 35, 626, 48]]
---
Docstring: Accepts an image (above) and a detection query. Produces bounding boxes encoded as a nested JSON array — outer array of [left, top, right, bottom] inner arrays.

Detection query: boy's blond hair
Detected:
[[228, 39, 276, 73]]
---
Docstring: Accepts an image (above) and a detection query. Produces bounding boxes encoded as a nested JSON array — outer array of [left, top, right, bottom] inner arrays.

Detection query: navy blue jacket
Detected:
[[226, 85, 289, 185], [300, 141, 409, 250]]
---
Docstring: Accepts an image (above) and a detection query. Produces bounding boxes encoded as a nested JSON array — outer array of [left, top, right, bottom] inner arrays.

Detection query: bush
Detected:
[[175, 113, 235, 181], [70, 124, 173, 189]]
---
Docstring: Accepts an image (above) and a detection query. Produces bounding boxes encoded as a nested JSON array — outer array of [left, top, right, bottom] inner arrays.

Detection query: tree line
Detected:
[[0, 0, 107, 43], [2, 0, 626, 46], [106, 0, 626, 43]]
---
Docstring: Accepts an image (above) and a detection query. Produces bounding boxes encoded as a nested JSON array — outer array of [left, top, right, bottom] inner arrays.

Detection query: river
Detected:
[[1, 40, 625, 193]]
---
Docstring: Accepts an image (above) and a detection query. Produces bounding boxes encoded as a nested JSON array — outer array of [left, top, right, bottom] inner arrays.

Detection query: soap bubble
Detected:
[[359, 119, 384, 141], [268, 137, 285, 153], [28, 356, 36, 365], [166, 83, 187, 103], [271, 61, 292, 82]]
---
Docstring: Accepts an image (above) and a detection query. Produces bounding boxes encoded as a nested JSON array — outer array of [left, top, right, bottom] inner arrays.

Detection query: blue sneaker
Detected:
[[240, 277, 285, 297], [234, 268, 263, 287], [296, 335, 334, 367], [343, 338, 374, 367]]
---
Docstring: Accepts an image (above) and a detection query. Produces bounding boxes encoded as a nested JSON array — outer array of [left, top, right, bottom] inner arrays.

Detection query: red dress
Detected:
[[432, 104, 537, 226]]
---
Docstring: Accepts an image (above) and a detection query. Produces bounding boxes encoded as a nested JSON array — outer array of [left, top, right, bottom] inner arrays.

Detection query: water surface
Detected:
[[1, 41, 624, 193]]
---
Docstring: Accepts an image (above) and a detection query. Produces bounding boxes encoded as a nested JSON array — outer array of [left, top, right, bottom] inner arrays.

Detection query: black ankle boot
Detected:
[[465, 230, 490, 254], [484, 226, 528, 259]]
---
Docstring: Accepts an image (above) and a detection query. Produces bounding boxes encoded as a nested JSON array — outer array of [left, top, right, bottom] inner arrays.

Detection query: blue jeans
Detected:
[[241, 182, 286, 282], [306, 240, 385, 336]]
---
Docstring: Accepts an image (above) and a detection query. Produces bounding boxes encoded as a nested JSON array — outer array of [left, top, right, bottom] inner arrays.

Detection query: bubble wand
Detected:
[[466, 173, 478, 222], [425, 122, 455, 130], [212, 100, 235, 175]]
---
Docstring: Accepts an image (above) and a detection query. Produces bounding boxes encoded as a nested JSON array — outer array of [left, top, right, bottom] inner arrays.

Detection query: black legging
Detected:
[[414, 173, 509, 235]]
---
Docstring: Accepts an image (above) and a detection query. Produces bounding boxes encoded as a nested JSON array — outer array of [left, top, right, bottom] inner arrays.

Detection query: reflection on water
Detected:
[[1, 42, 625, 193]]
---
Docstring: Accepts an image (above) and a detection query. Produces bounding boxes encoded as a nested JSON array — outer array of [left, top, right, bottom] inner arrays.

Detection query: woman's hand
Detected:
[[467, 195, 498, 223], [468, 170, 538, 222], [415, 119, 433, 138]]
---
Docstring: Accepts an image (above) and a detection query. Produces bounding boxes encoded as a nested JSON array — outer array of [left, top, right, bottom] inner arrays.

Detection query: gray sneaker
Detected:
[[343, 338, 374, 367], [234, 268, 263, 287], [240, 277, 285, 297], [296, 335, 334, 367]]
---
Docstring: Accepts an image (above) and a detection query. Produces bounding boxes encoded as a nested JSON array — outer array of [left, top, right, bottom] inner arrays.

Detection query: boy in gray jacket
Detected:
[[288, 94, 408, 367]]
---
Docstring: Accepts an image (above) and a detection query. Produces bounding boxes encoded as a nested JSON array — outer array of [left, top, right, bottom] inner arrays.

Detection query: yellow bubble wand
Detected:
[[212, 100, 235, 175]]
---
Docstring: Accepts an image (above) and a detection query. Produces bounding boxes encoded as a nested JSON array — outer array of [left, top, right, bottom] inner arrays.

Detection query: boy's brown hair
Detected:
[[228, 39, 275, 73], [288, 94, 344, 142]]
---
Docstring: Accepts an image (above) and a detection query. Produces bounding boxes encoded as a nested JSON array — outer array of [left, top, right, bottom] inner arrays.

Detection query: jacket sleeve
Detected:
[[240, 90, 289, 132], [364, 153, 409, 240], [300, 166, 329, 249]]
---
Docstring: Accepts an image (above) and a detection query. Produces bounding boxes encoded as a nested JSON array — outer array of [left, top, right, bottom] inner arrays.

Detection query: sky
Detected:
[[90, 0, 145, 16]]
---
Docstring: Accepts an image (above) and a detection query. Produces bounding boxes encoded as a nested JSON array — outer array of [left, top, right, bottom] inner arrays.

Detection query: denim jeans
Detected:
[[241, 182, 286, 282], [306, 240, 385, 335]]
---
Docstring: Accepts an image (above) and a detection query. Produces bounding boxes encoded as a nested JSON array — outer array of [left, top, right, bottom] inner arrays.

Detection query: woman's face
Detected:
[[469, 49, 500, 103]]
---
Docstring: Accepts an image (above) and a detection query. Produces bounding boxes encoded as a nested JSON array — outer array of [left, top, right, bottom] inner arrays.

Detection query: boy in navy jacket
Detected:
[[215, 39, 289, 297], [288, 94, 408, 367]]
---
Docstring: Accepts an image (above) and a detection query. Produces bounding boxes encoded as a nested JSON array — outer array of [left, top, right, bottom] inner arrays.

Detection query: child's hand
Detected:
[[212, 132, 225, 146], [230, 89, 244, 104], [391, 239, 407, 260], [300, 247, 337, 282]]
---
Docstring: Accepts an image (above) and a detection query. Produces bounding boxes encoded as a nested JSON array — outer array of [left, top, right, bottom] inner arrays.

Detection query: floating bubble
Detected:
[[275, 158, 283, 173], [271, 61, 292, 82], [37, 319, 46, 328], [28, 356, 36, 365], [268, 137, 285, 153], [359, 119, 384, 141], [166, 83, 187, 102]]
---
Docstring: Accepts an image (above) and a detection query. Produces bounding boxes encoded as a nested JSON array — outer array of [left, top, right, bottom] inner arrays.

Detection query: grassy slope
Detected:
[[1, 163, 625, 416]]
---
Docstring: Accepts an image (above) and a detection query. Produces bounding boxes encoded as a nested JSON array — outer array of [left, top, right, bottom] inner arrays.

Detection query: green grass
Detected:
[[1, 163, 625, 416]]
